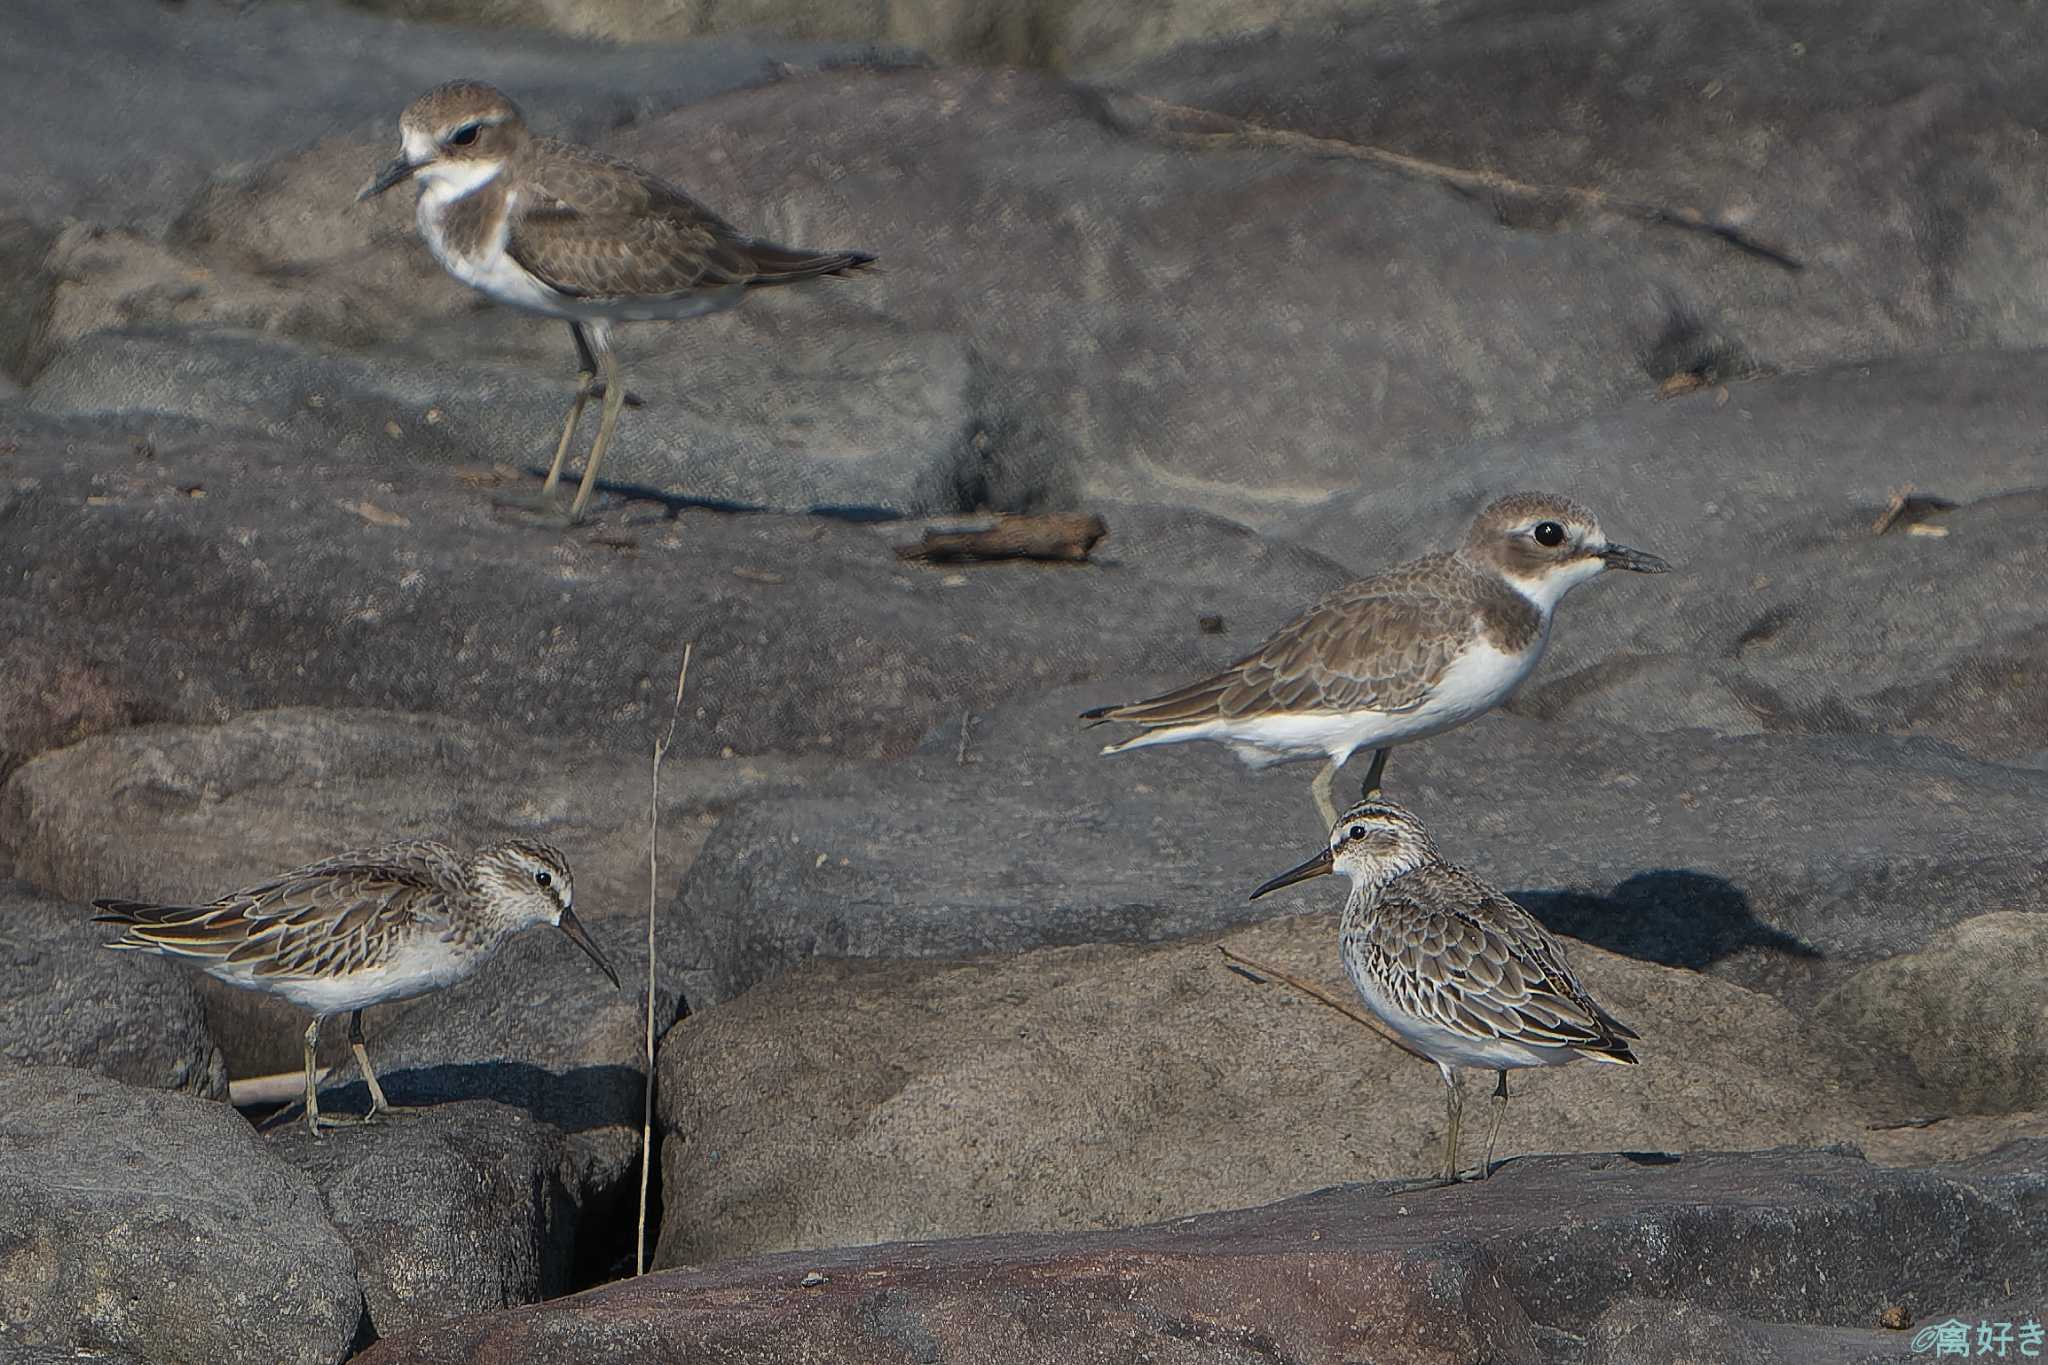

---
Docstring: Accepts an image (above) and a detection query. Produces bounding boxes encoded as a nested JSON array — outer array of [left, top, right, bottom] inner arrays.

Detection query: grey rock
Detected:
[[1815, 913, 2048, 1117], [0, 881, 226, 1098], [1584, 1298, 1924, 1365], [0, 411, 1350, 779], [654, 908, 1876, 1266], [266, 1101, 579, 1342], [0, 0, 893, 235], [672, 686, 2048, 1010], [356, 1145, 2048, 1365], [1280, 351, 2048, 763], [27, 317, 996, 519], [0, 1062, 360, 1364]]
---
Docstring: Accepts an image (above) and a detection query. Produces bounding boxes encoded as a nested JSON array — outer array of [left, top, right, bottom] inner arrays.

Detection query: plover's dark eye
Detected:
[[1348, 825, 1365, 841], [448, 123, 482, 147], [1533, 521, 1566, 548], [534, 869, 552, 888]]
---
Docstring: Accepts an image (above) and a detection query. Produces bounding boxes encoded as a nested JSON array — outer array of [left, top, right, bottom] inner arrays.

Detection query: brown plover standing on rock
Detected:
[[1081, 493, 1669, 824], [359, 80, 875, 522], [95, 838, 619, 1137], [1251, 795, 1639, 1183]]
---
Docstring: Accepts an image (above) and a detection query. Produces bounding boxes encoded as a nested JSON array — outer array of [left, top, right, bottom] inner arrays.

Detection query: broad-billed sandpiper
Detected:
[[358, 80, 875, 522], [1082, 493, 1669, 823], [95, 838, 619, 1137], [1251, 796, 1639, 1183]]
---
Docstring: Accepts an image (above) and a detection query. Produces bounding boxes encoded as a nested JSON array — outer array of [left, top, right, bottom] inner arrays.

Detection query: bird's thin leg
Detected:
[[568, 337, 627, 522], [302, 1016, 325, 1139], [1312, 758, 1341, 829], [541, 323, 596, 499], [1439, 1067, 1464, 1185], [1479, 1069, 1510, 1181], [1360, 747, 1391, 799], [348, 1008, 425, 1120]]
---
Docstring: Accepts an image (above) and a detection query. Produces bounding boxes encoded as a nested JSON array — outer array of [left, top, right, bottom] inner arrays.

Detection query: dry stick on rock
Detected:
[[640, 642, 693, 1276], [895, 512, 1110, 565], [1215, 943, 1433, 1064], [1095, 91, 1805, 272]]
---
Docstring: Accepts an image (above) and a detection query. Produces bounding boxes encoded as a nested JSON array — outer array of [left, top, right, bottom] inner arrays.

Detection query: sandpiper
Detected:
[[1251, 796, 1639, 1183], [358, 80, 875, 522], [1081, 493, 1669, 824], [94, 838, 619, 1137]]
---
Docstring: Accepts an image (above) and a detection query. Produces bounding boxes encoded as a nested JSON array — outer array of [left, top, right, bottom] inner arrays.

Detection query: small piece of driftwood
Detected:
[[228, 1067, 330, 1109], [1215, 943, 1432, 1064], [895, 512, 1109, 565]]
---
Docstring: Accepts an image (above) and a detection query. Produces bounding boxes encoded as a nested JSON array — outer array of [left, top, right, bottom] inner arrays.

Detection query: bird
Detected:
[[1081, 493, 1669, 825], [357, 80, 875, 522], [94, 837, 619, 1137], [1250, 795, 1639, 1184]]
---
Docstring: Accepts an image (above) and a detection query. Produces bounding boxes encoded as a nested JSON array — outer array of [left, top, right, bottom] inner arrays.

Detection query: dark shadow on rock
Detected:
[[314, 1061, 646, 1137], [516, 468, 907, 523], [1515, 869, 1823, 972]]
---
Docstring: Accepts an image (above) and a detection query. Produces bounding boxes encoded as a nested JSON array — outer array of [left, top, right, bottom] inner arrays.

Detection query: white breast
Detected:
[[416, 175, 568, 316]]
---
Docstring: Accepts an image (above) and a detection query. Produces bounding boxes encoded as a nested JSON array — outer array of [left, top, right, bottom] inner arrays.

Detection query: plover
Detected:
[[94, 838, 619, 1137], [358, 80, 875, 522], [1082, 493, 1668, 824], [1251, 796, 1639, 1183]]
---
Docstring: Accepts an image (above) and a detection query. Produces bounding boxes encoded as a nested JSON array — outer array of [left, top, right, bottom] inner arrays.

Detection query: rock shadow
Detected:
[[311, 1060, 646, 1136], [1513, 869, 1820, 972]]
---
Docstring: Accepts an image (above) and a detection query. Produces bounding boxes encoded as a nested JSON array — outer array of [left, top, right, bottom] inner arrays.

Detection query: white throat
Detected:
[[415, 157, 507, 208], [1499, 553, 1608, 614]]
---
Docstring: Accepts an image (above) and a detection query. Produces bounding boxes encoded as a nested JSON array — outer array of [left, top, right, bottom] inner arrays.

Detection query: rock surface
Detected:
[[358, 1144, 2048, 1364], [0, 881, 226, 1098], [266, 1101, 578, 1344], [670, 689, 2048, 1010], [0, 1063, 360, 1364], [654, 907, 1873, 1267], [0, 413, 1350, 777]]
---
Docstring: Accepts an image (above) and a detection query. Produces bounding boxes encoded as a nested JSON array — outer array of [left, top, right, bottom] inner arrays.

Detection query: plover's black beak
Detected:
[[1250, 847, 1335, 901], [556, 907, 622, 988], [356, 156, 420, 202], [1599, 543, 1671, 574]]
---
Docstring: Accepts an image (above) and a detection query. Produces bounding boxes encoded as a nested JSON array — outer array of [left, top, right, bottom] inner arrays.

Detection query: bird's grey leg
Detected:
[[541, 323, 596, 499], [568, 336, 627, 522], [571, 321, 644, 408], [348, 1008, 424, 1119], [1359, 747, 1391, 799], [1312, 759, 1341, 828], [1478, 1068, 1509, 1181], [1439, 1067, 1464, 1185]]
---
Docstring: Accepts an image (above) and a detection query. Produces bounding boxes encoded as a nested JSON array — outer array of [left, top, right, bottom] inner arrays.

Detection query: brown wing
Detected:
[[1084, 556, 1481, 729], [1365, 868, 1638, 1062], [94, 840, 464, 980], [507, 139, 872, 300]]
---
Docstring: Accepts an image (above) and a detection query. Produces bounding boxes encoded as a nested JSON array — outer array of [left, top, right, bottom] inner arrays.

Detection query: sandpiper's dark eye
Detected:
[[448, 123, 482, 147], [534, 869, 552, 888], [1348, 825, 1365, 841], [1533, 521, 1566, 547]]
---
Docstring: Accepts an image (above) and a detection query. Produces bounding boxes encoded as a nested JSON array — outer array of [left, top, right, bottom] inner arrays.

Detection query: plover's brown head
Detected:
[[1250, 797, 1440, 900], [1457, 491, 1669, 610], [469, 838, 619, 987], [357, 81, 530, 203]]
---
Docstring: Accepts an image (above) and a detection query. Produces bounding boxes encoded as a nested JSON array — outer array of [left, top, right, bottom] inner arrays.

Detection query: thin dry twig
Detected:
[[1215, 943, 1432, 1064], [227, 1068, 331, 1109], [640, 642, 693, 1276], [1098, 91, 1804, 272], [895, 512, 1110, 565]]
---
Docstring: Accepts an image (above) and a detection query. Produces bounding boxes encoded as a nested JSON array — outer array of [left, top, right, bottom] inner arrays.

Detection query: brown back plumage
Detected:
[[506, 138, 874, 302]]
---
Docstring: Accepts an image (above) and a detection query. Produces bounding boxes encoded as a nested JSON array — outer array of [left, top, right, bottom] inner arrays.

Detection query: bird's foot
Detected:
[[489, 485, 591, 527], [306, 1110, 379, 1138]]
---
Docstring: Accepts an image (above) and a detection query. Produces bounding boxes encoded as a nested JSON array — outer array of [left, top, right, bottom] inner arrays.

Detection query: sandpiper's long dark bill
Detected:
[[1251, 796, 1640, 1183], [94, 837, 618, 1137], [1082, 492, 1669, 823], [359, 79, 876, 522]]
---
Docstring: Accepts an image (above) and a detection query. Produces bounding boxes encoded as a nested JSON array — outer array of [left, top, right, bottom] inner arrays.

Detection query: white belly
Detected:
[[208, 942, 484, 1018], [1128, 635, 1548, 768]]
